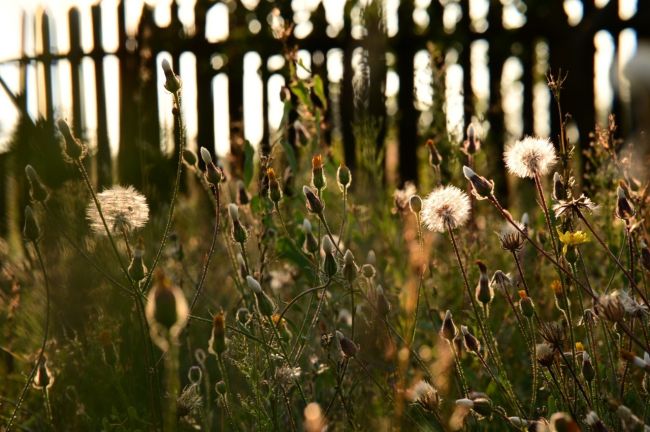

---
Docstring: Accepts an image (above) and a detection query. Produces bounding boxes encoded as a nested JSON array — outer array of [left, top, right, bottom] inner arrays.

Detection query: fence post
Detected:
[[68, 8, 83, 137], [40, 10, 55, 124], [194, 0, 215, 159], [92, 4, 112, 188]]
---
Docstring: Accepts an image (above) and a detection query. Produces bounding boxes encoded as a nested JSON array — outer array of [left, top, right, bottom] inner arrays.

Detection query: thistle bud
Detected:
[[426, 139, 442, 167], [461, 325, 481, 354], [337, 164, 351, 192], [440, 310, 457, 341], [267, 168, 283, 204], [57, 119, 85, 161], [162, 59, 182, 94], [246, 276, 276, 316], [616, 185, 635, 221], [376, 285, 391, 317], [208, 311, 227, 356], [518, 290, 535, 318], [336, 330, 358, 357], [582, 351, 595, 382], [462, 124, 481, 155], [536, 343, 555, 367], [23, 205, 40, 242], [342, 250, 358, 283], [462, 166, 494, 200], [182, 149, 197, 166], [229, 204, 248, 244], [303, 186, 324, 214], [25, 165, 49, 203], [322, 236, 338, 278], [475, 261, 493, 306], [409, 195, 422, 214], [552, 172, 567, 201], [311, 154, 326, 191], [128, 241, 148, 281]]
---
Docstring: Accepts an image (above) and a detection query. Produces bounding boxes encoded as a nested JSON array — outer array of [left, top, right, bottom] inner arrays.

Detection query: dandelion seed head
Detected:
[[86, 186, 149, 235], [421, 186, 471, 232], [504, 136, 557, 178], [410, 380, 440, 412]]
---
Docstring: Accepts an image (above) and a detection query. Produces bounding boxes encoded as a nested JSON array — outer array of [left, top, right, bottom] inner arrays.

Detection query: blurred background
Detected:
[[0, 0, 648, 241]]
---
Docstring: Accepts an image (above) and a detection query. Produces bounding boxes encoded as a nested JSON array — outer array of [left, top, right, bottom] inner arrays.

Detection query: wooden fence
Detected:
[[1, 0, 649, 235]]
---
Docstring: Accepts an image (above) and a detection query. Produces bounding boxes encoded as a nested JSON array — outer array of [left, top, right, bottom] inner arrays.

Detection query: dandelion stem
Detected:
[[533, 173, 559, 258], [7, 242, 50, 431]]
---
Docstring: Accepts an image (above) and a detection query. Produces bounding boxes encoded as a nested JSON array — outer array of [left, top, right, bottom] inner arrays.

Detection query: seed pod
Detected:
[[475, 261, 493, 306], [552, 172, 567, 201], [342, 250, 358, 283], [582, 351, 595, 383], [461, 325, 481, 354], [162, 59, 182, 94], [440, 310, 457, 341], [518, 291, 535, 318], [246, 276, 276, 316], [303, 186, 324, 214], [200, 147, 213, 165], [336, 330, 358, 357], [23, 205, 40, 242], [426, 139, 442, 167], [322, 237, 338, 278], [311, 154, 326, 191], [337, 164, 351, 192], [25, 165, 49, 203], [209, 311, 227, 356], [615, 186, 635, 221], [409, 195, 422, 214], [182, 149, 197, 166], [267, 168, 283, 204], [463, 166, 494, 200], [57, 119, 85, 161], [361, 264, 376, 279]]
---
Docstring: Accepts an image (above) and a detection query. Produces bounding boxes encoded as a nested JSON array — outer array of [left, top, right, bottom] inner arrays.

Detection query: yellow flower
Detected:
[[556, 228, 589, 255], [575, 342, 585, 352]]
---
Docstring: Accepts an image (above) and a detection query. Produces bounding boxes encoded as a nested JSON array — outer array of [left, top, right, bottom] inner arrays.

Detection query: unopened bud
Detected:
[[336, 330, 358, 357], [209, 311, 227, 356], [311, 154, 326, 191], [463, 166, 494, 200], [25, 165, 49, 203], [343, 250, 358, 283], [409, 195, 422, 214], [57, 119, 85, 161], [23, 205, 40, 242], [303, 186, 324, 214], [182, 149, 197, 166], [128, 243, 148, 281], [426, 139, 442, 166], [337, 164, 351, 192], [552, 172, 567, 201], [440, 310, 457, 341], [267, 168, 283, 204], [616, 186, 635, 221], [162, 59, 182, 94], [461, 325, 481, 353], [475, 261, 493, 306]]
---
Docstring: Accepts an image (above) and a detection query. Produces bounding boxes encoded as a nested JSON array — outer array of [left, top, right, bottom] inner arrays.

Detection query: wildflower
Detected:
[[161, 58, 181, 94], [462, 124, 481, 155], [128, 240, 148, 281], [208, 311, 227, 356], [23, 205, 40, 243], [302, 219, 319, 254], [539, 321, 565, 350], [426, 139, 442, 167], [228, 203, 248, 244], [582, 351, 595, 382], [504, 136, 556, 178], [146, 272, 189, 350], [421, 186, 471, 232], [342, 250, 358, 283], [496, 219, 526, 253], [553, 194, 598, 219], [518, 290, 535, 318], [552, 172, 568, 201], [267, 168, 283, 205], [393, 182, 417, 212], [556, 228, 589, 258], [303, 186, 324, 215], [275, 366, 302, 387], [311, 154, 326, 191], [335, 330, 358, 357], [86, 186, 149, 235], [33, 357, 54, 390], [461, 325, 481, 354], [322, 236, 338, 278], [409, 195, 422, 214], [536, 342, 556, 367], [337, 164, 351, 192], [615, 185, 635, 221], [462, 166, 494, 200], [475, 261, 493, 307], [440, 310, 457, 341], [246, 276, 276, 316], [57, 119, 86, 161], [410, 380, 440, 412], [25, 165, 49, 203], [595, 292, 626, 323]]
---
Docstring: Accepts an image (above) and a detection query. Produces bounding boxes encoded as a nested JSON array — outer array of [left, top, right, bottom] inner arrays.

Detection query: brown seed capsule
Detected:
[[426, 139, 442, 167], [462, 166, 494, 200], [336, 330, 358, 357], [615, 186, 635, 221], [461, 325, 481, 354], [303, 186, 324, 215], [440, 310, 457, 341]]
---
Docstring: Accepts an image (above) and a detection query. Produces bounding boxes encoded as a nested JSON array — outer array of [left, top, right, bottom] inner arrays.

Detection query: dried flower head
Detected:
[[553, 194, 598, 219], [86, 186, 149, 235], [421, 186, 471, 232], [504, 136, 556, 178], [497, 221, 526, 252], [595, 292, 626, 323], [616, 185, 635, 221], [410, 380, 440, 412], [275, 366, 302, 387], [539, 321, 565, 350], [536, 342, 556, 367]]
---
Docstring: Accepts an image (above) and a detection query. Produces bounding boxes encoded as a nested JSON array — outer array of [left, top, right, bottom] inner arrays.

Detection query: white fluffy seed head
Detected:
[[86, 185, 149, 235], [504, 136, 557, 178], [421, 185, 471, 233]]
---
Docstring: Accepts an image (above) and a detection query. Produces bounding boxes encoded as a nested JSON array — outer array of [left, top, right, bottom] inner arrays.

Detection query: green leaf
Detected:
[[243, 139, 255, 188], [290, 79, 312, 109], [313, 74, 327, 110]]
